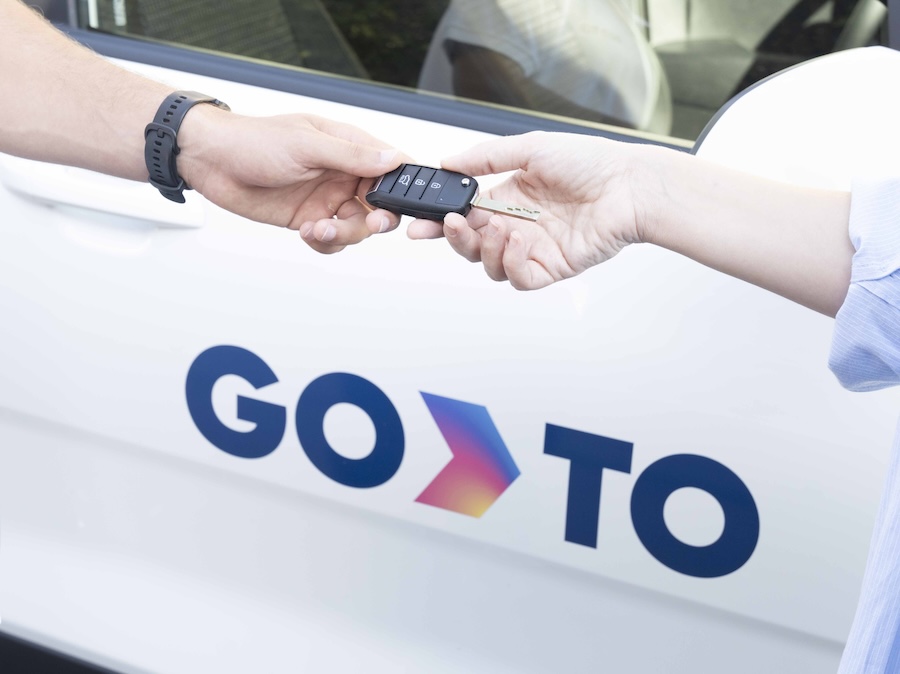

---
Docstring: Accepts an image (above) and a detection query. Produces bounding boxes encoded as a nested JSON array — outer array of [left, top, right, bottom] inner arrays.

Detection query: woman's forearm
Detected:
[[637, 144, 854, 317]]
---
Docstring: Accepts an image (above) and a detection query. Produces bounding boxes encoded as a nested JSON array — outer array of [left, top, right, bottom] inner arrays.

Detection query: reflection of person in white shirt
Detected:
[[418, 0, 672, 134]]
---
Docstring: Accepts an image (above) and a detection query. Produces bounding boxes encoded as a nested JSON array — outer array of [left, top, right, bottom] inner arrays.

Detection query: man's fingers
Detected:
[[407, 218, 445, 240], [310, 115, 396, 151], [302, 131, 403, 179], [298, 199, 374, 250], [306, 116, 416, 178], [296, 222, 347, 255], [299, 216, 367, 250], [365, 208, 401, 234]]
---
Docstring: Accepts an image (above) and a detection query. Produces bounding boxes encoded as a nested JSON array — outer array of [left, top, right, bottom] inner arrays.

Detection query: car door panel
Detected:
[[2, 55, 899, 673]]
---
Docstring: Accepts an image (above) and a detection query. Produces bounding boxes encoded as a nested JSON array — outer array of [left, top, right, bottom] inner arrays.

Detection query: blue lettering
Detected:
[[630, 454, 759, 578], [185, 347, 759, 578], [544, 424, 633, 547], [185, 345, 285, 459], [295, 373, 404, 488]]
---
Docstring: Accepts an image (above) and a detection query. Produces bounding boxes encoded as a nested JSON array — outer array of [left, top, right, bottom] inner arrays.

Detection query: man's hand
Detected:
[[407, 131, 647, 288], [179, 107, 406, 254], [2, 1, 406, 255]]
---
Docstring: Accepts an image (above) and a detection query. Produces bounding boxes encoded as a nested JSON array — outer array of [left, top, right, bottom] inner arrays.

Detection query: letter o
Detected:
[[296, 373, 404, 488], [630, 454, 759, 578]]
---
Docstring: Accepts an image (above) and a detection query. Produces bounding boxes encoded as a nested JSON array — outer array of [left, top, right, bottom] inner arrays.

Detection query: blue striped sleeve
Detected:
[[829, 178, 900, 392], [830, 177, 900, 674]]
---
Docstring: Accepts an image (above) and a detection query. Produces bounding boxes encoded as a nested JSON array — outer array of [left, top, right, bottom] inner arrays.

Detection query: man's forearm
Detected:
[[0, 1, 405, 253], [0, 0, 171, 180]]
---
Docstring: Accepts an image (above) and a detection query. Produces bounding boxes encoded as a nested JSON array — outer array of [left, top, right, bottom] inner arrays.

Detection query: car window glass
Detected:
[[78, 0, 890, 142]]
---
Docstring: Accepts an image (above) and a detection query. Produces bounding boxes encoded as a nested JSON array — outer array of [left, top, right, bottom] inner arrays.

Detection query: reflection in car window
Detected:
[[649, 0, 889, 137], [417, 0, 672, 135], [80, 0, 890, 142], [79, 0, 373, 76]]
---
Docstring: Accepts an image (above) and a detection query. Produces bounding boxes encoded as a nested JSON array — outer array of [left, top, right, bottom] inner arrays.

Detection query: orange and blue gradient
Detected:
[[416, 392, 520, 518]]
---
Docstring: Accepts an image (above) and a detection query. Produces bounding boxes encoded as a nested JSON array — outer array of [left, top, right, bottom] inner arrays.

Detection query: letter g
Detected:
[[186, 345, 286, 459]]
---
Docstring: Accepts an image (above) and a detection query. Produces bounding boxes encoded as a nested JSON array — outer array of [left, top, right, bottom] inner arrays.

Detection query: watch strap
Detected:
[[144, 91, 230, 203]]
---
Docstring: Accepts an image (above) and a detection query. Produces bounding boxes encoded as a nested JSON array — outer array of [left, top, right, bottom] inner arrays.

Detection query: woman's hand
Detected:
[[407, 131, 650, 288]]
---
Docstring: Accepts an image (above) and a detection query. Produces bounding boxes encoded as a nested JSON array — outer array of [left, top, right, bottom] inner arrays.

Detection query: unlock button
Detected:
[[405, 168, 435, 201]]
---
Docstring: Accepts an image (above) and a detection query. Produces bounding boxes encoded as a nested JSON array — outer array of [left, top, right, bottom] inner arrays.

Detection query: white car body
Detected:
[[2, 19, 900, 673]]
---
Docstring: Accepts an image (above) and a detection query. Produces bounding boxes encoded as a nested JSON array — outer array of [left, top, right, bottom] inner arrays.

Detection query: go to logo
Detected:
[[185, 345, 518, 517], [186, 345, 759, 578]]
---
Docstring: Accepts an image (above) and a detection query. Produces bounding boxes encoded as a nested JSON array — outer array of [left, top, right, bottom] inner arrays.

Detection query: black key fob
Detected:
[[366, 163, 479, 220]]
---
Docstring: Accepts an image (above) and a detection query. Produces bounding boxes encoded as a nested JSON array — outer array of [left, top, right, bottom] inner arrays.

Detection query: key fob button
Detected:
[[424, 170, 449, 203], [390, 166, 421, 196], [406, 168, 436, 202], [365, 164, 480, 220]]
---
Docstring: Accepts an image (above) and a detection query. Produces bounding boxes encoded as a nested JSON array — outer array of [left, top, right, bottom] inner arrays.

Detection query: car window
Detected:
[[77, 0, 890, 142]]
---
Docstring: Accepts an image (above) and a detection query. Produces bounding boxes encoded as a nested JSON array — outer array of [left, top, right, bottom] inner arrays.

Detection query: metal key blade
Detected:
[[472, 195, 540, 222]]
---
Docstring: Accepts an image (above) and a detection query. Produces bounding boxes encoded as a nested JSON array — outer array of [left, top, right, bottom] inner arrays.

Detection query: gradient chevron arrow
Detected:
[[416, 392, 520, 517]]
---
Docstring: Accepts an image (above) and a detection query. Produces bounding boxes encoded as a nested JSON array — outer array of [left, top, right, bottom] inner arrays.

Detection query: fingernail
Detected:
[[488, 222, 501, 238], [378, 216, 390, 233], [379, 149, 398, 165], [299, 222, 313, 238], [320, 224, 336, 242], [445, 223, 458, 238]]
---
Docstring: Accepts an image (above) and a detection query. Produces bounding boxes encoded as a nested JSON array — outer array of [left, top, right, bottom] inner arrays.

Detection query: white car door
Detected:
[[2, 3, 899, 673]]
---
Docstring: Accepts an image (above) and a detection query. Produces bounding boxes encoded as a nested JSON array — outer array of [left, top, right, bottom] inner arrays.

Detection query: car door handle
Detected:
[[0, 153, 204, 229]]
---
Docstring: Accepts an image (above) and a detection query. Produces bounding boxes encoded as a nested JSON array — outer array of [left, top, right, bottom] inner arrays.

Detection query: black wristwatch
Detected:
[[144, 91, 230, 203]]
